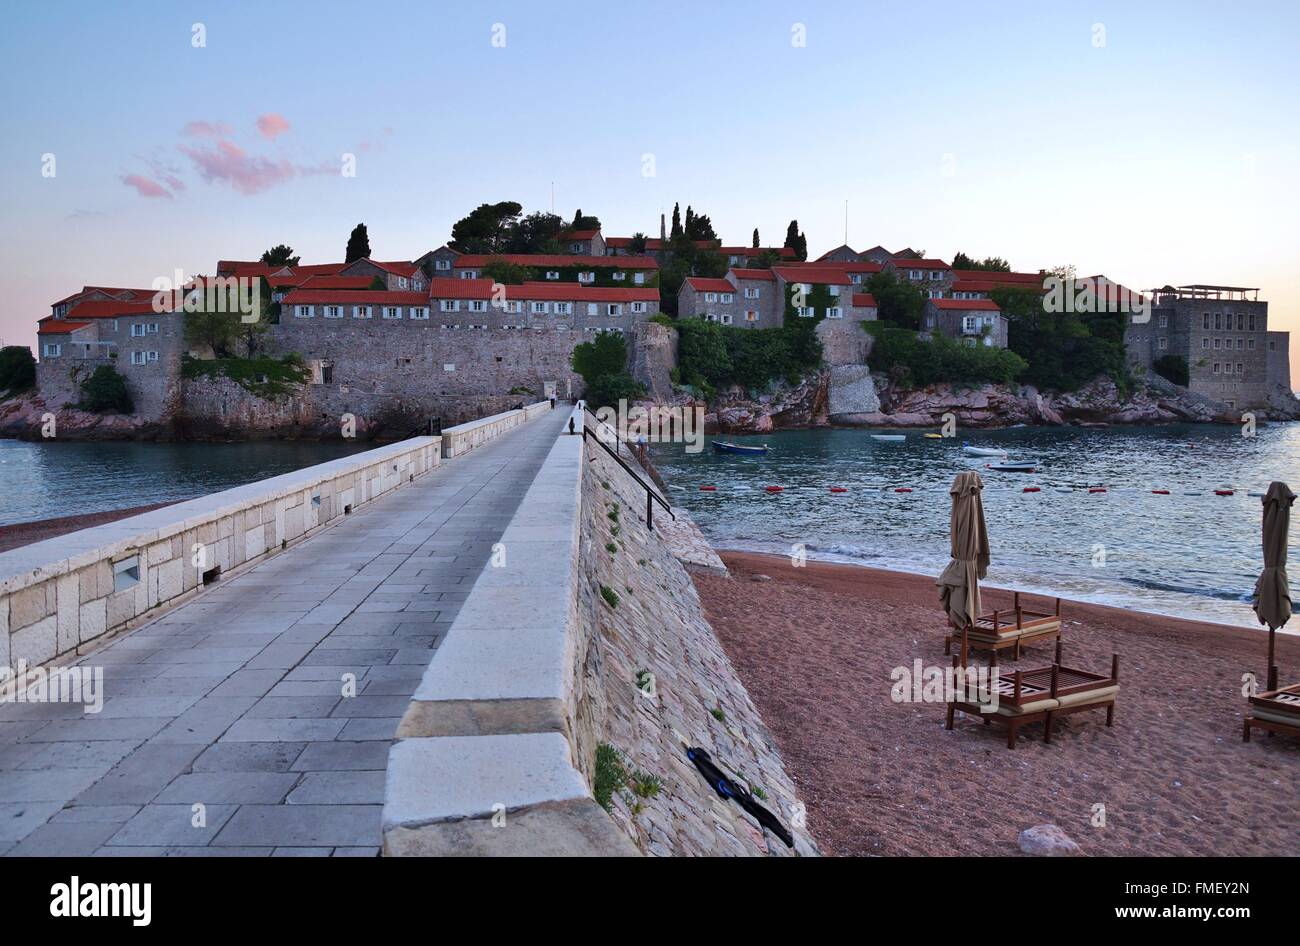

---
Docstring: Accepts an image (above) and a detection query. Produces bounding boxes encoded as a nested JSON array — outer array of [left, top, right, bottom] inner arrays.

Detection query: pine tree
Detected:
[[345, 223, 371, 263], [752, 228, 760, 249], [670, 203, 682, 239]]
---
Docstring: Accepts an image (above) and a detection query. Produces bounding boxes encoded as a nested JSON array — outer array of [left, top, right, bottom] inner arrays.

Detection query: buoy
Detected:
[[829, 486, 848, 493], [699, 485, 716, 492], [1151, 489, 1170, 495], [1089, 487, 1107, 494], [1023, 486, 1040, 493], [895, 487, 913, 493], [765, 485, 784, 493], [1215, 489, 1234, 496]]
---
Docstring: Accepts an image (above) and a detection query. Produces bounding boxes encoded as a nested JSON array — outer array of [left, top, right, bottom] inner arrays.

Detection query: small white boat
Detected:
[[962, 443, 1007, 457], [870, 434, 906, 442]]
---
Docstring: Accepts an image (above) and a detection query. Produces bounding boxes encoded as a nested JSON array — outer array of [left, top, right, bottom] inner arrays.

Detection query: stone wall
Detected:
[[0, 437, 442, 674], [440, 402, 551, 458], [627, 321, 677, 403], [384, 410, 817, 856]]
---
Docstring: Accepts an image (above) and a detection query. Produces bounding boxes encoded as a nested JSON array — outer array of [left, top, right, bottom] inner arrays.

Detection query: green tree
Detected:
[[507, 211, 565, 253], [1153, 354, 1189, 387], [670, 203, 682, 240], [628, 232, 648, 254], [750, 249, 781, 269], [260, 244, 299, 267], [450, 201, 522, 253], [367, 275, 387, 291], [0, 346, 36, 392], [952, 252, 1011, 272], [571, 209, 601, 231], [345, 223, 371, 263], [865, 270, 926, 330], [784, 220, 807, 261], [570, 332, 643, 409], [481, 257, 536, 285], [79, 365, 133, 413], [752, 228, 760, 249], [992, 285, 1128, 392], [683, 206, 717, 242]]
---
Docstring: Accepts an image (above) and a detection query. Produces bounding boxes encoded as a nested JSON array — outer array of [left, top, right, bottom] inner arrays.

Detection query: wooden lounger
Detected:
[[945, 592, 1062, 660], [946, 642, 1120, 749], [1243, 683, 1300, 742]]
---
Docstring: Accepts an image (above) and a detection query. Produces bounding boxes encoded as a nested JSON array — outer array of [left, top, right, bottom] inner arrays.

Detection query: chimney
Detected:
[[660, 213, 666, 242]]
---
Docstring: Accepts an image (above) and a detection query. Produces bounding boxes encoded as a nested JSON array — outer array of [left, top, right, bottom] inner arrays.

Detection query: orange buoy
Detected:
[[1089, 487, 1107, 494], [895, 487, 913, 493], [699, 485, 716, 491], [765, 485, 784, 493], [1215, 489, 1234, 496], [829, 486, 848, 493], [1023, 486, 1040, 493], [1151, 489, 1170, 495]]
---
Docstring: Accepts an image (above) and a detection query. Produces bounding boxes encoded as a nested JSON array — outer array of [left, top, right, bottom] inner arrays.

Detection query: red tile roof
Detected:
[[930, 298, 1002, 312], [281, 290, 430, 306], [451, 254, 658, 270], [684, 277, 736, 293], [216, 261, 275, 277], [787, 260, 882, 275], [891, 258, 951, 270], [298, 275, 376, 290], [604, 237, 665, 251], [52, 286, 154, 307], [951, 270, 1041, 284], [426, 278, 657, 303], [851, 293, 878, 308], [367, 260, 420, 278], [718, 246, 797, 259], [65, 299, 173, 318], [729, 268, 776, 281], [38, 319, 94, 334], [771, 266, 856, 286], [563, 230, 601, 241], [290, 262, 348, 276]]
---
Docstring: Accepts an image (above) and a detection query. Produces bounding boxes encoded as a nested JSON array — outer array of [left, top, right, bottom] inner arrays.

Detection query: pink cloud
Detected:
[[256, 113, 291, 139], [121, 174, 173, 199], [182, 120, 232, 138], [179, 139, 296, 195]]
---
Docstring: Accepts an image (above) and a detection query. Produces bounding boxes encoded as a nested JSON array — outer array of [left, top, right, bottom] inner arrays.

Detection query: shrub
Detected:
[[182, 354, 310, 399], [79, 365, 134, 413], [1153, 354, 1189, 387], [0, 346, 36, 393], [868, 329, 1027, 387]]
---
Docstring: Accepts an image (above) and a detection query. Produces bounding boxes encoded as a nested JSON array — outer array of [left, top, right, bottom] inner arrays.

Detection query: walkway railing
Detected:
[[581, 415, 674, 531]]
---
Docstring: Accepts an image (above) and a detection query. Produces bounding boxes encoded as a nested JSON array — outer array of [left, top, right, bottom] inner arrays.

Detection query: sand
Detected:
[[0, 503, 179, 553], [691, 551, 1300, 856]]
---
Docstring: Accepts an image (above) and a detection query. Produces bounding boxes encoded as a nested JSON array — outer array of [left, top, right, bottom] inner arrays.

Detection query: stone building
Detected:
[[561, 229, 606, 256], [449, 253, 658, 286], [1126, 284, 1291, 411], [923, 298, 1009, 348], [415, 245, 460, 277], [884, 257, 954, 298], [338, 258, 427, 293], [949, 270, 1044, 300]]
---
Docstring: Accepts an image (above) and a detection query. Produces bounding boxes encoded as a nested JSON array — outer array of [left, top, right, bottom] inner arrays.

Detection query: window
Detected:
[[147, 351, 158, 363], [929, 271, 942, 280], [963, 316, 979, 333], [631, 302, 646, 314], [1248, 338, 1255, 350], [295, 305, 314, 318], [909, 269, 922, 280], [531, 302, 548, 314], [443, 363, 456, 372], [796, 306, 814, 318], [928, 289, 943, 299], [744, 287, 759, 299], [851, 274, 863, 284], [411, 306, 429, 320], [324, 305, 342, 318], [469, 300, 487, 312], [587, 303, 598, 316], [1236, 314, 1245, 330], [435, 259, 450, 270], [1202, 313, 1210, 329], [1214, 338, 1221, 349], [1158, 315, 1168, 328], [131, 323, 145, 336], [353, 305, 372, 319], [828, 285, 840, 297], [720, 314, 733, 325], [578, 271, 595, 283], [383, 306, 402, 319], [1236, 338, 1243, 350], [1213, 363, 1221, 374], [607, 304, 622, 316], [570, 243, 582, 253], [705, 293, 717, 303], [633, 273, 645, 285], [504, 301, 520, 313], [1202, 337, 1209, 349], [1158, 337, 1168, 350], [1214, 313, 1222, 329], [612, 272, 626, 281], [43, 342, 62, 356], [460, 270, 478, 279], [1249, 314, 1257, 331], [396, 277, 408, 290], [825, 307, 843, 319], [545, 271, 560, 280], [721, 293, 733, 303], [1238, 363, 1245, 374], [554, 302, 572, 315], [1269, 340, 1276, 351], [440, 300, 459, 312], [130, 350, 158, 365], [745, 310, 758, 322]]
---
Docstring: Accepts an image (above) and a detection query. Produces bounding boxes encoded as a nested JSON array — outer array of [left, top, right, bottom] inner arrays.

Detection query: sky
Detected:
[[2, 0, 1298, 384]]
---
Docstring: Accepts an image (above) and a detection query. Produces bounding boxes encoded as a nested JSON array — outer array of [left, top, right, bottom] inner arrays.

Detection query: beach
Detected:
[[0, 503, 177, 553], [691, 551, 1300, 856]]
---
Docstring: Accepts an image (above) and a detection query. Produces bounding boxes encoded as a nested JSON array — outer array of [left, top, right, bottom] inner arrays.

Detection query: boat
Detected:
[[962, 442, 1008, 457], [870, 434, 906, 442], [712, 441, 769, 455], [923, 433, 944, 439], [985, 460, 1039, 473]]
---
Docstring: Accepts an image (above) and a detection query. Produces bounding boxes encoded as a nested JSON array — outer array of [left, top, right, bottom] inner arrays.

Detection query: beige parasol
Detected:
[[937, 470, 990, 664], [1252, 480, 1294, 691]]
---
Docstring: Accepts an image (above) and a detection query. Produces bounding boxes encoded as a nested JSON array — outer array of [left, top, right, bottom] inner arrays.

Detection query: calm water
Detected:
[[652, 423, 1300, 630], [0, 439, 371, 527]]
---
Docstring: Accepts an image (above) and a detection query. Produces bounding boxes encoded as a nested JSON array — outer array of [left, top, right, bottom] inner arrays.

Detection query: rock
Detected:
[[1018, 824, 1081, 856], [750, 574, 771, 582]]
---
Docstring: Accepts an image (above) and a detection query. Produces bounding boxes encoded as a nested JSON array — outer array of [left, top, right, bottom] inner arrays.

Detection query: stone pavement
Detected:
[[0, 409, 568, 856]]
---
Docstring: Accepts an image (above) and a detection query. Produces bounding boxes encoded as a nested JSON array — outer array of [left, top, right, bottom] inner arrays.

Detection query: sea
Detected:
[[650, 422, 1300, 631]]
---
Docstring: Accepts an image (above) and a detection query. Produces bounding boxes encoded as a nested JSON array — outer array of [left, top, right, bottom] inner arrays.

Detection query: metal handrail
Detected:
[[581, 419, 674, 530]]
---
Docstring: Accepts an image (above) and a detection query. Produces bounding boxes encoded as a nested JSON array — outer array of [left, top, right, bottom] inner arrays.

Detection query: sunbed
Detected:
[[945, 592, 1062, 661], [946, 642, 1120, 749], [1243, 683, 1300, 742]]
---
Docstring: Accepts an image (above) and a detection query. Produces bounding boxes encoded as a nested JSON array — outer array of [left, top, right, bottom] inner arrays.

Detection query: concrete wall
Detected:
[[440, 401, 552, 458], [384, 417, 816, 856], [0, 437, 441, 673]]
